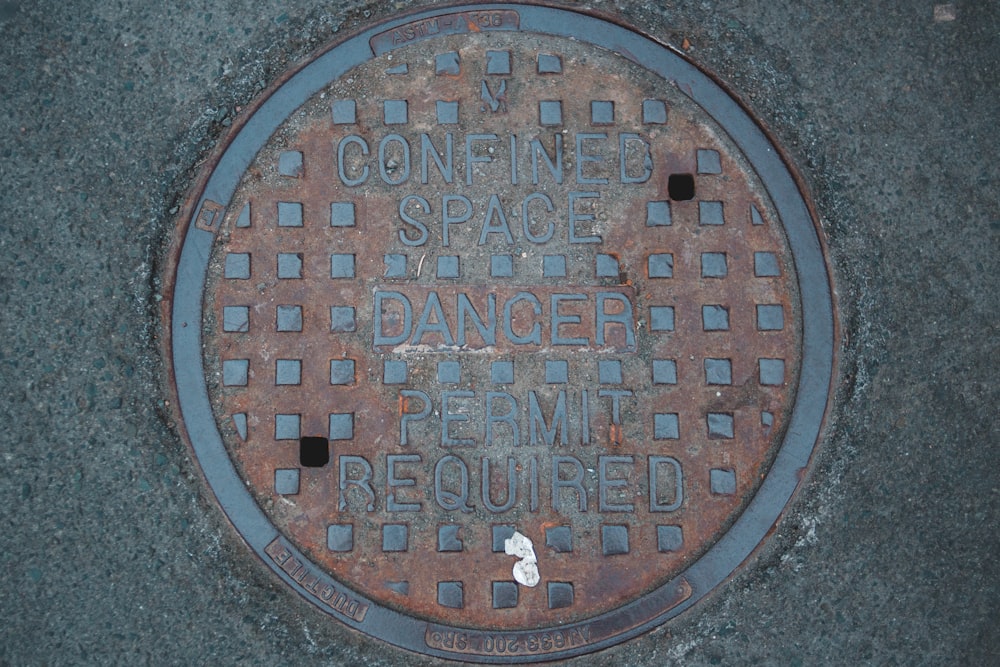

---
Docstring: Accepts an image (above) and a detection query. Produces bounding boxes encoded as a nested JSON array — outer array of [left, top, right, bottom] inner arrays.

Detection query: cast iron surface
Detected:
[[166, 3, 835, 661]]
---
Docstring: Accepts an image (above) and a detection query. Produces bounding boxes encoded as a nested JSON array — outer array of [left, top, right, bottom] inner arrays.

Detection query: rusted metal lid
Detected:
[[165, 4, 836, 661]]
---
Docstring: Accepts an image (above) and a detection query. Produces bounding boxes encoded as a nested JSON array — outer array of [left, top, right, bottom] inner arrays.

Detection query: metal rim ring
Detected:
[[164, 3, 837, 662]]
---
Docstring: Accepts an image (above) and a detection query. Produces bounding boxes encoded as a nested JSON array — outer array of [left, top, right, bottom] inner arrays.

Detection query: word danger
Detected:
[[373, 289, 636, 350]]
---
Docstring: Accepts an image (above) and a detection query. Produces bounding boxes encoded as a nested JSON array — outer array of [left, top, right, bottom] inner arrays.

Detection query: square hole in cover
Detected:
[[299, 436, 329, 467], [668, 174, 695, 201]]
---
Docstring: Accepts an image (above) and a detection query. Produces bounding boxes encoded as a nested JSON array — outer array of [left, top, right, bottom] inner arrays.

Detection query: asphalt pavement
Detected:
[[0, 1, 996, 664]]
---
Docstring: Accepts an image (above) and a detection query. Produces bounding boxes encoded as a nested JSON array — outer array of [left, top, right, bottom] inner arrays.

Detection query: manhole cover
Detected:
[[165, 4, 836, 662]]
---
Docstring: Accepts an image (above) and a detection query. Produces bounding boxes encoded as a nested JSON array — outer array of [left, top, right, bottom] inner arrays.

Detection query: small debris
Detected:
[[504, 531, 540, 587], [933, 4, 956, 22]]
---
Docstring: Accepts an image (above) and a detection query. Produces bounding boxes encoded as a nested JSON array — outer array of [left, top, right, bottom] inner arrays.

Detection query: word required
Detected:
[[336, 452, 684, 515]]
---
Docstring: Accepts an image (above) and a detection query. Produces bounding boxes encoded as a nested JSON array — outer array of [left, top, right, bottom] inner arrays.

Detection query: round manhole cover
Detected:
[[165, 4, 836, 662]]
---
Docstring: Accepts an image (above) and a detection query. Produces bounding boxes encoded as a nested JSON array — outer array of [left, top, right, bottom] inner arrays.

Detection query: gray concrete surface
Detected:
[[0, 0, 996, 664]]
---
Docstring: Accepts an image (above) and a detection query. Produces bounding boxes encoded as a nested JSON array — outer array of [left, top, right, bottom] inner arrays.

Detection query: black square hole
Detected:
[[668, 173, 695, 201], [300, 436, 329, 467]]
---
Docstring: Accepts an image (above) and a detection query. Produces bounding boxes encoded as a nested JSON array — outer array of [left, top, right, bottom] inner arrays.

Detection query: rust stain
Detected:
[[199, 30, 802, 631]]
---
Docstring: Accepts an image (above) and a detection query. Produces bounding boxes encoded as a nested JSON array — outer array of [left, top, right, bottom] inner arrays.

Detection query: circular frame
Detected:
[[164, 3, 837, 662]]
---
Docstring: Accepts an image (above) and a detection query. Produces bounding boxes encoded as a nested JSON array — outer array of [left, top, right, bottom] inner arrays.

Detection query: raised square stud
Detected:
[[710, 469, 737, 495], [275, 359, 301, 385], [330, 202, 355, 227], [330, 306, 356, 332], [537, 53, 562, 73], [545, 526, 572, 552], [602, 525, 629, 555], [697, 148, 722, 174], [654, 413, 680, 440], [274, 469, 300, 495], [330, 254, 355, 279], [596, 254, 619, 277], [275, 414, 300, 440], [223, 306, 249, 332], [382, 524, 408, 552], [547, 582, 574, 609], [437, 525, 463, 552], [650, 306, 675, 332], [646, 201, 671, 226], [648, 253, 673, 278], [235, 203, 251, 228], [491, 361, 514, 384], [222, 359, 249, 386], [759, 358, 786, 385], [383, 254, 406, 278], [276, 305, 302, 332], [225, 253, 250, 279], [329, 413, 354, 440], [591, 100, 615, 125], [599, 360, 622, 384], [277, 253, 302, 279], [435, 51, 460, 75], [327, 524, 354, 551], [708, 412, 735, 439], [539, 100, 563, 126], [385, 581, 409, 595], [492, 525, 516, 552], [491, 254, 513, 277], [383, 360, 407, 384], [437, 361, 460, 384], [486, 50, 511, 75], [757, 304, 785, 330], [702, 305, 729, 331], [278, 151, 303, 177], [331, 100, 356, 124], [436, 100, 459, 124], [492, 581, 518, 608], [704, 358, 732, 385], [754, 251, 781, 277], [330, 359, 355, 385], [652, 359, 678, 385], [545, 360, 568, 384], [701, 252, 728, 278], [232, 413, 247, 439], [543, 255, 566, 277], [277, 201, 302, 227], [437, 581, 464, 608], [437, 256, 459, 279], [657, 525, 684, 552], [699, 201, 725, 226], [643, 99, 667, 124], [383, 99, 408, 125]]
